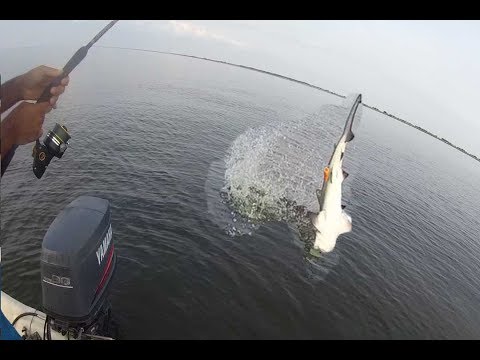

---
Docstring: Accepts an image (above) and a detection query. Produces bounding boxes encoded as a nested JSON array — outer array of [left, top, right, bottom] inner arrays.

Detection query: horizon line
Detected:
[[93, 45, 479, 162]]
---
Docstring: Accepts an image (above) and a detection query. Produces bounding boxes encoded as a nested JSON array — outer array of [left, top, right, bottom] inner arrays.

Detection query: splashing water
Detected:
[[205, 94, 362, 266]]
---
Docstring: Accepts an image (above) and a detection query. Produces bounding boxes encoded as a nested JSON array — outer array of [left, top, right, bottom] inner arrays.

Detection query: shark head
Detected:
[[308, 210, 352, 257], [312, 229, 338, 254]]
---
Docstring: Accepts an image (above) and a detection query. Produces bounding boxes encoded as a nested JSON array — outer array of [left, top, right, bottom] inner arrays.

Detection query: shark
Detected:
[[308, 94, 362, 257]]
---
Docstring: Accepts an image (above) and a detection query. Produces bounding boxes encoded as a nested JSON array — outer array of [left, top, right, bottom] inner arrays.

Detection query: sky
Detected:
[[1, 20, 479, 155]]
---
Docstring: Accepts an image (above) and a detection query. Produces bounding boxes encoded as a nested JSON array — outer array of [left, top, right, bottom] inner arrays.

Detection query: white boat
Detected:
[[1, 291, 70, 340]]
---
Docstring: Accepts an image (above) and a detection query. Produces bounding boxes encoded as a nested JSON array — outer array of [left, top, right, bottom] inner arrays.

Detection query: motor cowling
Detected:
[[40, 196, 116, 334]]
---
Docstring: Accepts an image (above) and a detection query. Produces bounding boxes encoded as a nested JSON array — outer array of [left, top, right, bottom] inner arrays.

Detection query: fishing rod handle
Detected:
[[36, 46, 89, 103]]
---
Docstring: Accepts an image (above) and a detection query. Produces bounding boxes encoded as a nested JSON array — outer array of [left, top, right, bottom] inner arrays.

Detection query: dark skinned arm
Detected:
[[1, 76, 23, 113]]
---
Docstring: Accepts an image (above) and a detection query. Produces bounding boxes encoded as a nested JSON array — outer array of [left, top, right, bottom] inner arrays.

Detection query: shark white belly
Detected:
[[308, 94, 362, 256]]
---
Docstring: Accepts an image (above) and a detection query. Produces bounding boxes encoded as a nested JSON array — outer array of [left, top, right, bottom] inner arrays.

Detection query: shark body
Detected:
[[309, 94, 362, 256]]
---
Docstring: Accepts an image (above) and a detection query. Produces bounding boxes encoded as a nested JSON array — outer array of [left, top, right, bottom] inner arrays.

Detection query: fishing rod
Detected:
[[1, 20, 119, 178]]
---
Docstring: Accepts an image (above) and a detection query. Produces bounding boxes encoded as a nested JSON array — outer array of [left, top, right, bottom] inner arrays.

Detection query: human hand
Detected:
[[19, 65, 70, 108], [4, 101, 53, 146]]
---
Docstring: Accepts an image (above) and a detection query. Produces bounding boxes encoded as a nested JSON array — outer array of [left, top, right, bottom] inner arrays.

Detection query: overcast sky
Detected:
[[1, 20, 479, 155]]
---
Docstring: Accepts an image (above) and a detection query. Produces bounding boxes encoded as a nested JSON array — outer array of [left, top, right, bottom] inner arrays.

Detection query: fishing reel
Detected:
[[32, 123, 71, 179]]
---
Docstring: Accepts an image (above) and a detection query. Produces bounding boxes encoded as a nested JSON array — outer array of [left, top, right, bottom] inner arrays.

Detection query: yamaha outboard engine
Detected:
[[40, 196, 116, 339]]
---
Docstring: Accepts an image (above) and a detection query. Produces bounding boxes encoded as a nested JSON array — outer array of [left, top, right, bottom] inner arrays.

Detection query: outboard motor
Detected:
[[40, 196, 116, 339]]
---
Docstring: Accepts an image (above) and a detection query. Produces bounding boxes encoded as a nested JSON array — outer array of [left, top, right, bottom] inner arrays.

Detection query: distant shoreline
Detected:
[[95, 45, 479, 163], [362, 105, 479, 163]]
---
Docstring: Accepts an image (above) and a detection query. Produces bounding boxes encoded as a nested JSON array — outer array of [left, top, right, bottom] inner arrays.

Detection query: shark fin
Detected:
[[338, 211, 352, 235], [341, 204, 346, 210], [346, 131, 355, 142], [343, 170, 349, 180]]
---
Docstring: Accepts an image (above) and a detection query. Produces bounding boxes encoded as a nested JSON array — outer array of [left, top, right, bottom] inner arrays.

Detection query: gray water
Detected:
[[1, 47, 480, 339]]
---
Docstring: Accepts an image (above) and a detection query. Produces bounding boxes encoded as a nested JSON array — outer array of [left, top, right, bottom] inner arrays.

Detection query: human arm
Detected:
[[1, 65, 69, 114], [1, 101, 52, 160]]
